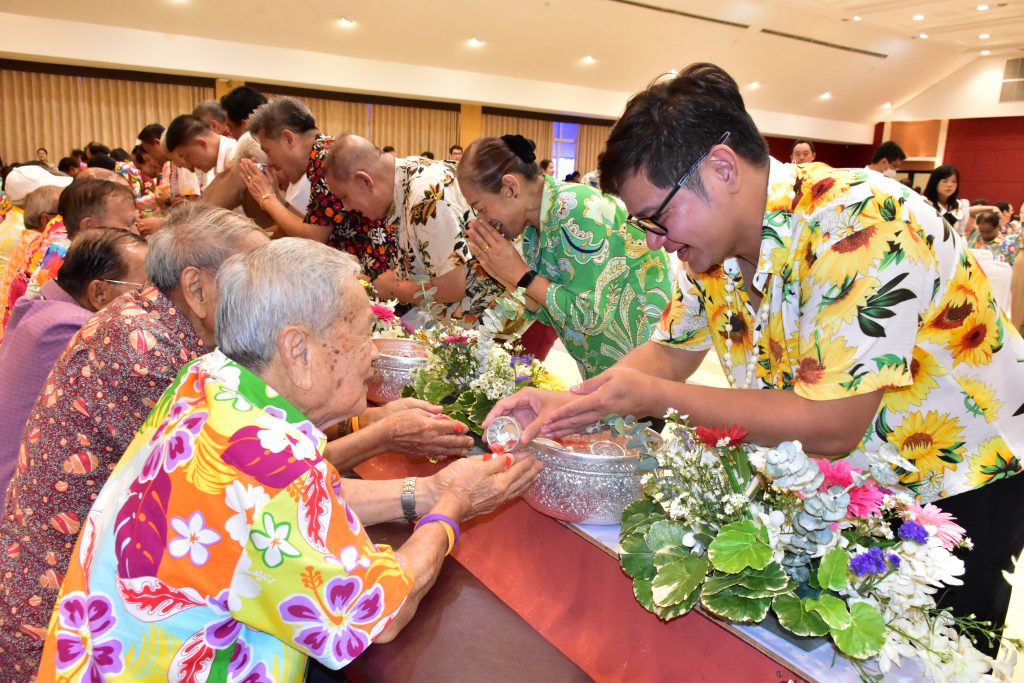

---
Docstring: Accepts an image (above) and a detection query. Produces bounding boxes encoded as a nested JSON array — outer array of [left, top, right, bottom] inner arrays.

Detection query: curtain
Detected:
[[576, 122, 613, 178], [368, 104, 459, 158], [277, 94, 369, 139], [0, 68, 212, 164], [481, 114, 553, 161]]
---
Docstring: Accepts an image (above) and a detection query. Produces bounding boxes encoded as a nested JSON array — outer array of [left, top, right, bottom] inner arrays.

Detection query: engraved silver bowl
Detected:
[[523, 431, 657, 525], [366, 338, 429, 404]]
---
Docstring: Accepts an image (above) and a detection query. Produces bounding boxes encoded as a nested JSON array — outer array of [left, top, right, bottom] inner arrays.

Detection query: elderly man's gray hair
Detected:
[[215, 238, 362, 370], [146, 203, 263, 293], [246, 96, 317, 140]]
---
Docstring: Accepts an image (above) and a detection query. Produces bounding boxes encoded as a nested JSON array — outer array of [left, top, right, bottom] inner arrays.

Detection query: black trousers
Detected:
[[934, 473, 1024, 656]]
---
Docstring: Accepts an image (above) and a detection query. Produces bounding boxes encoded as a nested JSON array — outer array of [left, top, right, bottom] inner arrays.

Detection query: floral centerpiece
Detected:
[[362, 280, 411, 338], [618, 410, 1018, 681], [402, 293, 566, 435]]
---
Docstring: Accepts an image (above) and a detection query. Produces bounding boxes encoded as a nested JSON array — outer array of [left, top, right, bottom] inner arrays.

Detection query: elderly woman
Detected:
[[459, 134, 672, 377], [39, 238, 540, 680]]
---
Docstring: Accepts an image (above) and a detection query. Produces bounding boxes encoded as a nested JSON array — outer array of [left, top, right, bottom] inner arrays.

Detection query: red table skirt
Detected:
[[355, 454, 802, 682]]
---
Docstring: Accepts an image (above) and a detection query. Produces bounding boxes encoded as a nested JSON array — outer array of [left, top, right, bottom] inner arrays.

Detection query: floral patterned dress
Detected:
[[389, 156, 504, 322], [305, 134, 396, 280], [968, 228, 1022, 266], [0, 215, 66, 343], [38, 350, 412, 682], [0, 286, 205, 676], [524, 175, 671, 377], [654, 160, 1024, 503]]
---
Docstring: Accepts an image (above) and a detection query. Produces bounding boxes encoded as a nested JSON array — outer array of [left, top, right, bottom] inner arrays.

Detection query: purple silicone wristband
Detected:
[[415, 512, 460, 549]]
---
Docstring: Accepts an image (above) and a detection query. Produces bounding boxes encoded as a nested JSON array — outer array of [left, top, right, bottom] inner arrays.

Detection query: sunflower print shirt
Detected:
[[388, 156, 504, 321], [38, 350, 412, 682], [524, 175, 671, 378], [654, 159, 1024, 503]]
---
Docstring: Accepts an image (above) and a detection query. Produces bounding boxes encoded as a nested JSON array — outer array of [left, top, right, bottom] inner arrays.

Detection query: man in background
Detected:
[[790, 139, 815, 164]]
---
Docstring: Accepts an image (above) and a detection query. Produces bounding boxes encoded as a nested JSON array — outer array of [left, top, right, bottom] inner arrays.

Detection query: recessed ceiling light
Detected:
[[913, 14, 924, 20], [979, 33, 991, 39], [582, 55, 597, 65], [852, 15, 862, 21], [981, 49, 992, 55], [466, 37, 485, 48], [977, 4, 989, 10], [883, 102, 892, 108], [749, 81, 761, 90], [336, 17, 356, 28], [919, 32, 929, 39], [820, 91, 832, 100]]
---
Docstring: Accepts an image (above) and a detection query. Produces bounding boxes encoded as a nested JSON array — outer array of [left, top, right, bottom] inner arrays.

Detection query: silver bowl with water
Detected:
[[366, 338, 429, 404], [523, 430, 656, 525]]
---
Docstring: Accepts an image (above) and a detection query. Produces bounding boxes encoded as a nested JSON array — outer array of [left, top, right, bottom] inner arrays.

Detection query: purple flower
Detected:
[[55, 592, 125, 678], [515, 375, 532, 383], [848, 547, 899, 577], [140, 407, 208, 480], [509, 354, 535, 367], [228, 638, 273, 683], [898, 520, 930, 544], [279, 576, 386, 667]]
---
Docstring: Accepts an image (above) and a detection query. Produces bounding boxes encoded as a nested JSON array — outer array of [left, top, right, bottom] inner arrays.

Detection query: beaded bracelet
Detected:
[[415, 513, 460, 556]]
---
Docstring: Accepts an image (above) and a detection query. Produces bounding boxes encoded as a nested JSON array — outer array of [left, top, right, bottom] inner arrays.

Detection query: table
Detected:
[[354, 453, 810, 682]]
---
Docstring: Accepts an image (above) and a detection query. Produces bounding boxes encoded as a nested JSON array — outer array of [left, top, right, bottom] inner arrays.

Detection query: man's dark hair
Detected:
[[86, 154, 117, 171], [246, 97, 317, 139], [381, 145, 395, 154], [791, 139, 815, 153], [71, 149, 86, 160], [137, 123, 166, 145], [599, 63, 769, 196], [219, 86, 268, 126], [56, 227, 147, 299], [110, 148, 132, 163], [871, 141, 906, 165], [975, 210, 1000, 229], [37, 147, 48, 155], [58, 178, 136, 238], [449, 144, 463, 154], [86, 142, 111, 157], [131, 145, 148, 167], [995, 201, 1012, 213], [57, 157, 79, 174], [165, 115, 211, 152], [420, 151, 435, 159]]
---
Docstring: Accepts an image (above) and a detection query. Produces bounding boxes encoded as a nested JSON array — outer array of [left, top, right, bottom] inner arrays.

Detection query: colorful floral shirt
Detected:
[[967, 229, 1022, 266], [0, 205, 25, 275], [114, 160, 145, 199], [525, 175, 671, 377], [0, 286, 205, 676], [38, 350, 412, 682], [654, 159, 1024, 503], [305, 134, 396, 280], [0, 215, 67, 344], [389, 156, 504, 322]]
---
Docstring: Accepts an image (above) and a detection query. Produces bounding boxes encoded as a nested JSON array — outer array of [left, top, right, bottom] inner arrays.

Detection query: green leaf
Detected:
[[872, 353, 905, 370], [817, 547, 851, 591], [619, 532, 655, 580], [832, 602, 886, 659], [633, 577, 656, 613], [652, 554, 709, 607], [660, 585, 701, 619], [653, 544, 693, 568], [620, 499, 661, 538], [731, 563, 792, 598], [702, 588, 772, 623], [644, 520, 690, 555], [702, 573, 746, 597], [772, 595, 829, 637], [707, 521, 772, 573], [807, 594, 851, 630], [856, 314, 886, 338]]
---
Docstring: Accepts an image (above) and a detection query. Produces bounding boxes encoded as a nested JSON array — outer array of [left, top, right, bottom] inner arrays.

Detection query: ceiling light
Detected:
[[980, 49, 992, 55], [977, 4, 989, 10], [919, 32, 929, 39], [979, 33, 990, 39], [336, 17, 356, 28], [852, 15, 862, 21], [912, 14, 924, 20], [749, 81, 761, 90], [820, 91, 832, 100], [582, 55, 597, 65], [883, 102, 892, 108], [466, 37, 485, 48]]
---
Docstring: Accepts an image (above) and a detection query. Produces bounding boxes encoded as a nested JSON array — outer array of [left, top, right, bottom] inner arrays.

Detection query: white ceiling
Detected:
[[1, 0, 1021, 125]]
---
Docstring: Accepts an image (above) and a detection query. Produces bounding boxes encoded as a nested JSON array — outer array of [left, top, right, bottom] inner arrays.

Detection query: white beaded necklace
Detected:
[[720, 271, 771, 389]]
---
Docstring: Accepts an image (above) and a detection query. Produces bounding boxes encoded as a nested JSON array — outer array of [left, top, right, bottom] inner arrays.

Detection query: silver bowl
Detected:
[[523, 430, 657, 525], [366, 338, 429, 404]]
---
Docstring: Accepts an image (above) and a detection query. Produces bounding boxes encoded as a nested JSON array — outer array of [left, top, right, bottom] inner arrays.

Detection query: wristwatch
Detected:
[[401, 476, 417, 522], [516, 269, 538, 289]]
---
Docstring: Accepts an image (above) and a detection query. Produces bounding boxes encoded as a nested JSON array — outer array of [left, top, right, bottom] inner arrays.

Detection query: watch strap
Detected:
[[516, 269, 538, 289], [401, 476, 417, 522]]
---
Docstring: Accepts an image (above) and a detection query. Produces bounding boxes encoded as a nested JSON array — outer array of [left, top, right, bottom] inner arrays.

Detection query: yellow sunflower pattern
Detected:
[[652, 159, 1024, 503]]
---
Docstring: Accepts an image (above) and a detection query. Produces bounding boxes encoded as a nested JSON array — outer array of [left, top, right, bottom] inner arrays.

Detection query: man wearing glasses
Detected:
[[488, 62, 1024, 645]]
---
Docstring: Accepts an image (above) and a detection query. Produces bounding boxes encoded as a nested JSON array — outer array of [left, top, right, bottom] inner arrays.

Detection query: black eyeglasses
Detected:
[[627, 132, 731, 236]]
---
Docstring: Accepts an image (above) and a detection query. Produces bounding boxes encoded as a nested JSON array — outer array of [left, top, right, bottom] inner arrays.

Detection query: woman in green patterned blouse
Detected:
[[458, 135, 672, 378]]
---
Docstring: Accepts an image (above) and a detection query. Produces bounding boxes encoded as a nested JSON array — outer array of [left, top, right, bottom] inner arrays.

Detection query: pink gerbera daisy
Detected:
[[905, 502, 966, 550]]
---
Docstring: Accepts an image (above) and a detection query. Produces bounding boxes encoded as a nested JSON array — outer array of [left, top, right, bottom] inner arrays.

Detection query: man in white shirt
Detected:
[[164, 114, 238, 187], [865, 140, 906, 178]]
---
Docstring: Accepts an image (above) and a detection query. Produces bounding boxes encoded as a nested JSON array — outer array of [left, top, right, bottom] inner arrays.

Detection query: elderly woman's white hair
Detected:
[[215, 237, 362, 370]]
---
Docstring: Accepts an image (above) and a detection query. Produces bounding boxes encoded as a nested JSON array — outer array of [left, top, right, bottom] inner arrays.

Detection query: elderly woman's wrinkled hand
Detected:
[[432, 453, 542, 520], [238, 158, 278, 203], [466, 218, 527, 287], [379, 407, 474, 458]]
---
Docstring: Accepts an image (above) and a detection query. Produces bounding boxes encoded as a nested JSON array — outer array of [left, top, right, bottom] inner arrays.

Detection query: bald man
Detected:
[[324, 135, 503, 321]]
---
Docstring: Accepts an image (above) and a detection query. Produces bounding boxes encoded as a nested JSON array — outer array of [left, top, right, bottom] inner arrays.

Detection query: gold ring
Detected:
[[483, 244, 491, 253]]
